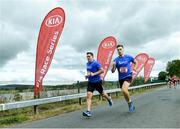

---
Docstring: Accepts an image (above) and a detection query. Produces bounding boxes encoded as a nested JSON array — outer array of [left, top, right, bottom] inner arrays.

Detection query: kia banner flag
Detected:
[[97, 36, 117, 80], [132, 53, 149, 80], [144, 57, 155, 83], [34, 7, 65, 97]]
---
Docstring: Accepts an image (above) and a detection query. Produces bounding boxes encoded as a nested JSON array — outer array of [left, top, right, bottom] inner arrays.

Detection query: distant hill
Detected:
[[0, 81, 118, 90], [0, 84, 33, 90]]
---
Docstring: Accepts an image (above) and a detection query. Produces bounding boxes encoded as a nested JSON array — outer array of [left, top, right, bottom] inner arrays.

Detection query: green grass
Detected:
[[0, 90, 18, 94], [0, 114, 28, 125]]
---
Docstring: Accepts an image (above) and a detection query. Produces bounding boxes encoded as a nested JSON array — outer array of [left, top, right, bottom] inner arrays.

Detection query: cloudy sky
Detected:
[[0, 0, 180, 85]]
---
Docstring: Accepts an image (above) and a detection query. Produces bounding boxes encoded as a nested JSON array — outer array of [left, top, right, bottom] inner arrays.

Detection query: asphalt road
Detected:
[[14, 84, 180, 128]]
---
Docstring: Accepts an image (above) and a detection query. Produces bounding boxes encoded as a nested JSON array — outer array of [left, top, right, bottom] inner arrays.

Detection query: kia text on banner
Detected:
[[97, 36, 117, 80], [34, 7, 65, 97], [132, 53, 149, 80], [144, 57, 155, 83]]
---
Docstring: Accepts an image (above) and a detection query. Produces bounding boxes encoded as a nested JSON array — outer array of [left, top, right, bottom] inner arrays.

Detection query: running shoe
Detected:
[[83, 111, 92, 117], [108, 97, 113, 107], [128, 101, 135, 113]]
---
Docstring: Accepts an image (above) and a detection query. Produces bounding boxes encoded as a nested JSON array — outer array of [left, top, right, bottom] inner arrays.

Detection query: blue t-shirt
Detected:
[[86, 60, 102, 83], [113, 55, 134, 80]]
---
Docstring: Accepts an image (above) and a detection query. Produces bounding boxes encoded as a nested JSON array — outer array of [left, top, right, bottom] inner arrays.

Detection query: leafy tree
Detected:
[[166, 59, 180, 77], [158, 71, 167, 80], [131, 76, 145, 86]]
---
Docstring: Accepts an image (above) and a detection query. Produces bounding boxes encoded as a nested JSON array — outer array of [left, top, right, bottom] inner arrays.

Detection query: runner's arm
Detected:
[[90, 68, 104, 76], [111, 61, 116, 73], [132, 60, 137, 72]]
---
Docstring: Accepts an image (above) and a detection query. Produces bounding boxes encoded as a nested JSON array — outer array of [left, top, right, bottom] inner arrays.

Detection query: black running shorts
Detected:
[[87, 80, 104, 94], [119, 76, 132, 88]]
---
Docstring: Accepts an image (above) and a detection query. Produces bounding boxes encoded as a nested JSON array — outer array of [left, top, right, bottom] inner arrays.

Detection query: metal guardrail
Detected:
[[0, 82, 165, 111]]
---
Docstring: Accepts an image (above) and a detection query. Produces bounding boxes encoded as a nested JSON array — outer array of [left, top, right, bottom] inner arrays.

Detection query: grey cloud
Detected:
[[60, 1, 180, 51], [147, 46, 179, 62], [113, 2, 180, 46], [0, 22, 29, 67], [1, 0, 180, 80], [74, 0, 109, 10], [52, 49, 86, 70], [0, 0, 58, 67], [0, 0, 56, 31]]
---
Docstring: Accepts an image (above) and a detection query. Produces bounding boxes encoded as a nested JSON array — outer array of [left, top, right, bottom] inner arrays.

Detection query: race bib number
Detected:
[[119, 67, 128, 73]]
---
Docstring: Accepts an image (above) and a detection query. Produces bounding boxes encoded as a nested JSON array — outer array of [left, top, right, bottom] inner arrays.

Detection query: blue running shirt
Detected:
[[113, 55, 134, 80], [87, 60, 102, 83]]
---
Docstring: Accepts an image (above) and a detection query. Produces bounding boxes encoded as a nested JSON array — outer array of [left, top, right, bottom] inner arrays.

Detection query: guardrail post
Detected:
[[149, 85, 151, 89], [33, 93, 40, 115], [116, 81, 119, 97], [77, 81, 82, 105], [132, 88, 134, 93], [99, 95, 102, 101], [34, 105, 38, 115]]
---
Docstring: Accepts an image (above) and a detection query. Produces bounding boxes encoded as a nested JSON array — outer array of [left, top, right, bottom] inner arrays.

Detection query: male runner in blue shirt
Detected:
[[111, 44, 136, 112], [83, 52, 113, 117]]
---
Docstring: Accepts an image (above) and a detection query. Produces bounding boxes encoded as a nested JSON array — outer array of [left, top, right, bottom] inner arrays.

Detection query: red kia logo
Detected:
[[102, 42, 115, 49], [46, 15, 62, 27]]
